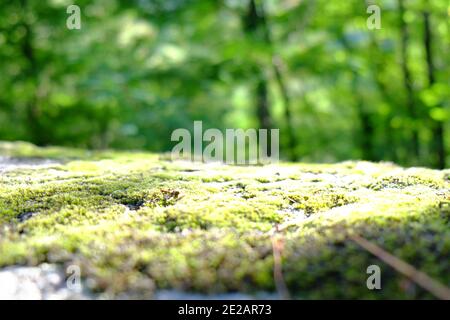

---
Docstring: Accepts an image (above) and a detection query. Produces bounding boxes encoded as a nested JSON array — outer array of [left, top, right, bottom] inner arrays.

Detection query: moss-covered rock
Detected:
[[0, 141, 449, 299]]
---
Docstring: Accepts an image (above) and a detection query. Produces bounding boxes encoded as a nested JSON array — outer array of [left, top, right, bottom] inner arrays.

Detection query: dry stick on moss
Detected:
[[350, 234, 450, 300], [271, 225, 291, 300]]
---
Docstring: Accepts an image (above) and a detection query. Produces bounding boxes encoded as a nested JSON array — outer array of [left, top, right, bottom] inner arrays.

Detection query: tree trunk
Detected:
[[368, 32, 398, 162], [259, 2, 297, 161], [244, 0, 297, 161], [349, 70, 375, 161], [423, 11, 445, 169], [20, 0, 46, 145], [243, 0, 273, 153], [256, 74, 272, 131], [244, 0, 272, 133], [340, 36, 375, 161], [398, 0, 420, 162], [271, 56, 297, 161]]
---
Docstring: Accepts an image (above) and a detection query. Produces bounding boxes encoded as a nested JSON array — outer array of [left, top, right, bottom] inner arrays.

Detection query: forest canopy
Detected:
[[0, 0, 448, 168]]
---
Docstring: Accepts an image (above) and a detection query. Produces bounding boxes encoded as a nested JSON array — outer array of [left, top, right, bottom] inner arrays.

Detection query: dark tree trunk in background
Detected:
[[271, 56, 297, 161], [368, 32, 398, 162], [259, 2, 297, 161], [244, 0, 272, 143], [340, 35, 375, 161], [256, 74, 272, 131], [20, 0, 46, 145], [422, 11, 445, 169], [358, 109, 375, 161], [244, 0, 297, 161], [398, 0, 420, 162], [363, 0, 394, 162], [352, 71, 375, 161]]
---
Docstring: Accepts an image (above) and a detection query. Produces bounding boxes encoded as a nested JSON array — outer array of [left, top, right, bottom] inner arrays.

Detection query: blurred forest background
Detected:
[[0, 0, 448, 168]]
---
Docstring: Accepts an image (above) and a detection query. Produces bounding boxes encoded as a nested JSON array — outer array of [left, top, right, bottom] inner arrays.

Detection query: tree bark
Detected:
[[351, 73, 375, 161], [244, 0, 297, 161], [398, 0, 420, 161], [340, 36, 375, 161], [20, 0, 46, 145], [368, 33, 399, 162], [244, 0, 272, 134], [423, 11, 445, 169], [256, 74, 272, 131], [259, 2, 297, 161]]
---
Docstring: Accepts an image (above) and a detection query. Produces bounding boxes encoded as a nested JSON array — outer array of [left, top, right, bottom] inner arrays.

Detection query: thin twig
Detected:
[[271, 227, 291, 300], [350, 234, 450, 300]]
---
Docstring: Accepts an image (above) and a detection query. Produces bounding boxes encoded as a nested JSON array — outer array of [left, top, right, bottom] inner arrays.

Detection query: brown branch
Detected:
[[350, 234, 450, 300], [270, 225, 291, 300]]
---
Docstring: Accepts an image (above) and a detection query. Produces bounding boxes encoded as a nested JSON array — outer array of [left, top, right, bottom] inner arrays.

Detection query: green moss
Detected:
[[367, 170, 447, 190], [0, 142, 449, 299], [286, 191, 357, 214]]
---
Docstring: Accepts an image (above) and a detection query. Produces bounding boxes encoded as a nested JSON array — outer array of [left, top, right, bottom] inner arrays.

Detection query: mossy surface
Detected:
[[0, 141, 449, 299]]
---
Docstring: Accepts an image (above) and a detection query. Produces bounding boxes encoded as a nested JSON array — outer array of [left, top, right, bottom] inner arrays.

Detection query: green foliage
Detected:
[[0, 0, 448, 165]]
